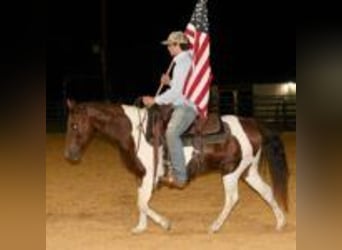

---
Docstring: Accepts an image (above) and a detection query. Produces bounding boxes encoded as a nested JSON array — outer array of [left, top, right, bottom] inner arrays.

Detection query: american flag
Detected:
[[183, 0, 213, 118]]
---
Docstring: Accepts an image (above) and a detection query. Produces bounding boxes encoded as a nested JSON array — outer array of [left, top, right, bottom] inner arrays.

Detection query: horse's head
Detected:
[[64, 99, 95, 162]]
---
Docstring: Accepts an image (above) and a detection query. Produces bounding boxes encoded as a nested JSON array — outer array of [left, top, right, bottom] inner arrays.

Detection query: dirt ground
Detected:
[[46, 132, 296, 250]]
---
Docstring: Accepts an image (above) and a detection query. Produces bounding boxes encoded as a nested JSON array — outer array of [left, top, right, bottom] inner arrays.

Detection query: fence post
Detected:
[[62, 78, 70, 131], [283, 97, 288, 130], [233, 90, 238, 115]]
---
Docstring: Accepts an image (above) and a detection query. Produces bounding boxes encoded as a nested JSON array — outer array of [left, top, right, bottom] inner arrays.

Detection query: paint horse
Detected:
[[64, 100, 289, 233]]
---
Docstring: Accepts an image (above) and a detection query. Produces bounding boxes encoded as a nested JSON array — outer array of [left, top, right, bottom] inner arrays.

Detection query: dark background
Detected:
[[48, 0, 295, 102]]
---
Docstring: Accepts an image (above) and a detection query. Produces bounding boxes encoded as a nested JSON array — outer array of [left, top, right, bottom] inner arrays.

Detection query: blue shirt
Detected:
[[155, 51, 197, 112]]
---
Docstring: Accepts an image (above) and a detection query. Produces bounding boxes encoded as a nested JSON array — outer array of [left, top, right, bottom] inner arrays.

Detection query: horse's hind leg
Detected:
[[209, 173, 239, 233], [244, 149, 286, 230], [209, 159, 251, 233]]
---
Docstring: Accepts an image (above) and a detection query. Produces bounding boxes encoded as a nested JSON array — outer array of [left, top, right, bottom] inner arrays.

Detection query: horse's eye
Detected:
[[72, 123, 78, 131]]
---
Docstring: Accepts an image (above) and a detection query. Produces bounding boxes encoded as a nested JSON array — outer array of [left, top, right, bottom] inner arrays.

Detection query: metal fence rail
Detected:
[[253, 95, 296, 130]]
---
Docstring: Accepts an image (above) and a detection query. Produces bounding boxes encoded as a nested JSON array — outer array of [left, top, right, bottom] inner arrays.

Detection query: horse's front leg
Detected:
[[131, 180, 150, 234], [132, 156, 170, 234], [119, 136, 169, 233]]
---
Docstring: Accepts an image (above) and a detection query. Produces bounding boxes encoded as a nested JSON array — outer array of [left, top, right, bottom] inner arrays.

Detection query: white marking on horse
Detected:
[[121, 106, 286, 233]]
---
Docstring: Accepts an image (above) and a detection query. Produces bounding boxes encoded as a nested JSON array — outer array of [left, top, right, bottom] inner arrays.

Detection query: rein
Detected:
[[133, 100, 160, 189], [133, 98, 148, 155]]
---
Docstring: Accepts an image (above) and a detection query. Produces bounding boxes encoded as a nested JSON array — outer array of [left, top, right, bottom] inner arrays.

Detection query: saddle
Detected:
[[144, 85, 231, 183], [145, 85, 230, 147]]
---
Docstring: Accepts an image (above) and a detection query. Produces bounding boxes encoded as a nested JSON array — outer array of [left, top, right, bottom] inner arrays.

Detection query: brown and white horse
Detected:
[[64, 100, 289, 233]]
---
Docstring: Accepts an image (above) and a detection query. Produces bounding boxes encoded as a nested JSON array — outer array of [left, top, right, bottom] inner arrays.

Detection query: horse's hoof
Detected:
[[162, 220, 172, 231], [276, 220, 286, 231], [131, 226, 146, 234], [276, 214, 286, 231], [208, 223, 220, 234]]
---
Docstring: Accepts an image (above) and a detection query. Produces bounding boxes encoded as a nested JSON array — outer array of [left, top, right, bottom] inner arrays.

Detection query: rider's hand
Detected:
[[142, 96, 155, 107], [160, 73, 171, 86]]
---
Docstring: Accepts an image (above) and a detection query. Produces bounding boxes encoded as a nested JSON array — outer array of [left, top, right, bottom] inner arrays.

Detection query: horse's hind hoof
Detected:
[[162, 220, 172, 231], [276, 213, 286, 231], [276, 219, 286, 231]]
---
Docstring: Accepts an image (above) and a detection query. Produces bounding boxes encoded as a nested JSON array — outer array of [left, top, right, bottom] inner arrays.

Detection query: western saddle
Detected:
[[145, 85, 230, 155]]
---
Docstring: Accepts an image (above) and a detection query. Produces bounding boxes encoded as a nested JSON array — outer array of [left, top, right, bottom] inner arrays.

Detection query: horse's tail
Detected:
[[260, 125, 289, 212]]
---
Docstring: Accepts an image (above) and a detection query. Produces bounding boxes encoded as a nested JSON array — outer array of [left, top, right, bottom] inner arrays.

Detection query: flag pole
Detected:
[[155, 60, 174, 96]]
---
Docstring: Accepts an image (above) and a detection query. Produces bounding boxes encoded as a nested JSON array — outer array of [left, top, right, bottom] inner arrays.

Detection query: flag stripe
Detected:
[[185, 25, 195, 38], [190, 65, 211, 100], [196, 74, 212, 105], [194, 35, 209, 65], [196, 84, 210, 109], [188, 45, 210, 94], [182, 67, 193, 97], [185, 58, 210, 100]]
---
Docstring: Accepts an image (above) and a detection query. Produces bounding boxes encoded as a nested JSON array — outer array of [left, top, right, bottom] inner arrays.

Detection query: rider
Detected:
[[142, 31, 198, 189]]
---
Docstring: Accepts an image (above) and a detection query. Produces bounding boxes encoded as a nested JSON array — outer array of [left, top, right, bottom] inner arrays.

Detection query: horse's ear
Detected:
[[66, 99, 76, 110]]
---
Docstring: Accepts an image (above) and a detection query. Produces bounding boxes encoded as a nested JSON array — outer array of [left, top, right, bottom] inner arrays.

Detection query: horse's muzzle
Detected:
[[64, 149, 81, 163]]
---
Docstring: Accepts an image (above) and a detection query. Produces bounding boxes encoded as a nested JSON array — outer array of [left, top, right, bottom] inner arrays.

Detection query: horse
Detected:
[[64, 99, 289, 234]]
